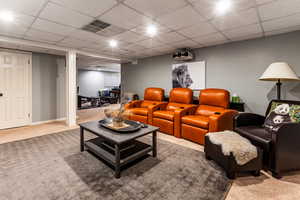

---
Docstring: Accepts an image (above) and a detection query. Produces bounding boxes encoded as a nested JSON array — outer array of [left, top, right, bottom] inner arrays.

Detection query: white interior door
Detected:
[[0, 51, 32, 129]]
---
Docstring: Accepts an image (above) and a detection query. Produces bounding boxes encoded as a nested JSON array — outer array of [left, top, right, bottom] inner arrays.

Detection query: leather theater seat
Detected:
[[125, 88, 165, 124], [152, 88, 196, 137], [181, 88, 238, 145]]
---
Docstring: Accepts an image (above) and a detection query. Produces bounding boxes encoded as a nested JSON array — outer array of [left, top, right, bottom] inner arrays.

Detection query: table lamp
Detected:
[[259, 62, 300, 100]]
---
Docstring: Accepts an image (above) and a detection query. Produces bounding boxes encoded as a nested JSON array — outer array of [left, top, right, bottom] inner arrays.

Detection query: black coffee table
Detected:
[[79, 120, 159, 178]]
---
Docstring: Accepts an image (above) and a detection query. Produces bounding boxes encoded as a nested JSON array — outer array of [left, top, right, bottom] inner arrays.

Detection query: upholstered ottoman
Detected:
[[204, 131, 263, 179]]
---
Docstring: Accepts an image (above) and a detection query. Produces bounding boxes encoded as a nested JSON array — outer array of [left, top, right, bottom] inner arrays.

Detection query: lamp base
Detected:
[[276, 80, 282, 100]]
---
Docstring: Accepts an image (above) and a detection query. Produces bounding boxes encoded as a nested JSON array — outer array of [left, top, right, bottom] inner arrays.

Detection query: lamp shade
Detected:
[[259, 62, 300, 81]]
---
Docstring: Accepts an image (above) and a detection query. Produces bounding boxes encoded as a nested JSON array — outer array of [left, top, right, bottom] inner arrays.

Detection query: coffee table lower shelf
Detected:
[[85, 138, 152, 178]]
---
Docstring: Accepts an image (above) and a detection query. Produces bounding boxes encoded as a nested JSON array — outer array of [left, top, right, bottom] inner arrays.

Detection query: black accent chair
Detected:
[[234, 100, 300, 178]]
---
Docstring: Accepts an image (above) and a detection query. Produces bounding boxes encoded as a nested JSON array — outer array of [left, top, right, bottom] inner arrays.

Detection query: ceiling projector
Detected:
[[172, 48, 194, 61]]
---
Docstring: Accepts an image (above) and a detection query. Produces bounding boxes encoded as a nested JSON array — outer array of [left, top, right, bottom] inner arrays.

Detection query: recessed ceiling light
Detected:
[[0, 11, 14, 23], [215, 0, 232, 16], [109, 39, 118, 48], [146, 25, 157, 37]]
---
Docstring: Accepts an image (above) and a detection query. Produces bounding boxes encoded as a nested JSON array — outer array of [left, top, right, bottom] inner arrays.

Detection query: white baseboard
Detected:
[[31, 117, 66, 126]]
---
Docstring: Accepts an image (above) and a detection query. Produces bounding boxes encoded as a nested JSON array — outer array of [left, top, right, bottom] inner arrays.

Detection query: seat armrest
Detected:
[[148, 102, 168, 111], [209, 109, 238, 132], [173, 105, 198, 138], [234, 113, 265, 127], [272, 123, 300, 172], [125, 100, 143, 109], [174, 105, 198, 116], [147, 102, 168, 125], [275, 122, 300, 139]]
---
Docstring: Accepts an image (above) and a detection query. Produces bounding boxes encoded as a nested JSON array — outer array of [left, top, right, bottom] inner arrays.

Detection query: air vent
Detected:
[[82, 20, 111, 33]]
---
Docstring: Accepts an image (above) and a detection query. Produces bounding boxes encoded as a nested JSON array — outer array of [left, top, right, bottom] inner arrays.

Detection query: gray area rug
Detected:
[[0, 130, 231, 200]]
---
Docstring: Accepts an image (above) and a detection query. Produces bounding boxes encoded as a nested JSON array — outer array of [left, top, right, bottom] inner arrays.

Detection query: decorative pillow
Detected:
[[264, 102, 300, 132]]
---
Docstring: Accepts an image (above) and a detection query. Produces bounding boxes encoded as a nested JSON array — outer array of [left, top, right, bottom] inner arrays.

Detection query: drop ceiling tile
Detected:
[[159, 49, 175, 55], [265, 25, 300, 36], [23, 37, 56, 45], [0, 13, 34, 37], [177, 21, 217, 38], [191, 0, 256, 20], [138, 38, 165, 48], [120, 48, 137, 54], [99, 4, 149, 29], [203, 40, 229, 47], [191, 43, 205, 49], [0, 0, 47, 16], [125, 43, 148, 51], [0, 13, 33, 32], [156, 5, 205, 30], [150, 44, 175, 52], [130, 23, 171, 35], [171, 39, 201, 48], [51, 0, 117, 17], [230, 33, 263, 42], [83, 43, 107, 51], [255, 0, 274, 5], [192, 32, 228, 45], [39, 2, 93, 28], [258, 0, 300, 21], [25, 28, 65, 43], [130, 52, 148, 58], [211, 8, 259, 31], [101, 50, 123, 57], [12, 13, 35, 27], [105, 48, 130, 54], [157, 32, 186, 44], [58, 37, 93, 48], [114, 31, 147, 43], [0, 25, 28, 38], [262, 13, 300, 32], [223, 23, 262, 39], [124, 0, 187, 18], [115, 40, 132, 48], [98, 50, 115, 56], [68, 29, 107, 44], [96, 25, 127, 37], [32, 18, 76, 36], [142, 49, 164, 56], [100, 40, 132, 51], [80, 47, 105, 54]]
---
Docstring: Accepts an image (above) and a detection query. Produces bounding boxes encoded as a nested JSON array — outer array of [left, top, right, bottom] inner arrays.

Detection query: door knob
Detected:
[[0, 93, 3, 97]]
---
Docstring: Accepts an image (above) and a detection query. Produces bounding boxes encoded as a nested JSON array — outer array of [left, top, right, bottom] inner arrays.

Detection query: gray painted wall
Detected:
[[78, 69, 120, 97], [121, 31, 300, 115], [32, 53, 60, 122]]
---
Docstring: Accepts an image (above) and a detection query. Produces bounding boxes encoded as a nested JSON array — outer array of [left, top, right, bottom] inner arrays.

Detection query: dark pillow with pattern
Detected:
[[264, 102, 300, 132]]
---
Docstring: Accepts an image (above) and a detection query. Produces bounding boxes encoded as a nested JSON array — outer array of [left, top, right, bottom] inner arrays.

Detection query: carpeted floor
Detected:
[[0, 129, 231, 200]]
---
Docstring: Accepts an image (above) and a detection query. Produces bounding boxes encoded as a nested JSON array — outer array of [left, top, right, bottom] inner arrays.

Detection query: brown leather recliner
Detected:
[[152, 88, 196, 137], [181, 88, 238, 145], [234, 100, 300, 178], [125, 88, 165, 124]]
